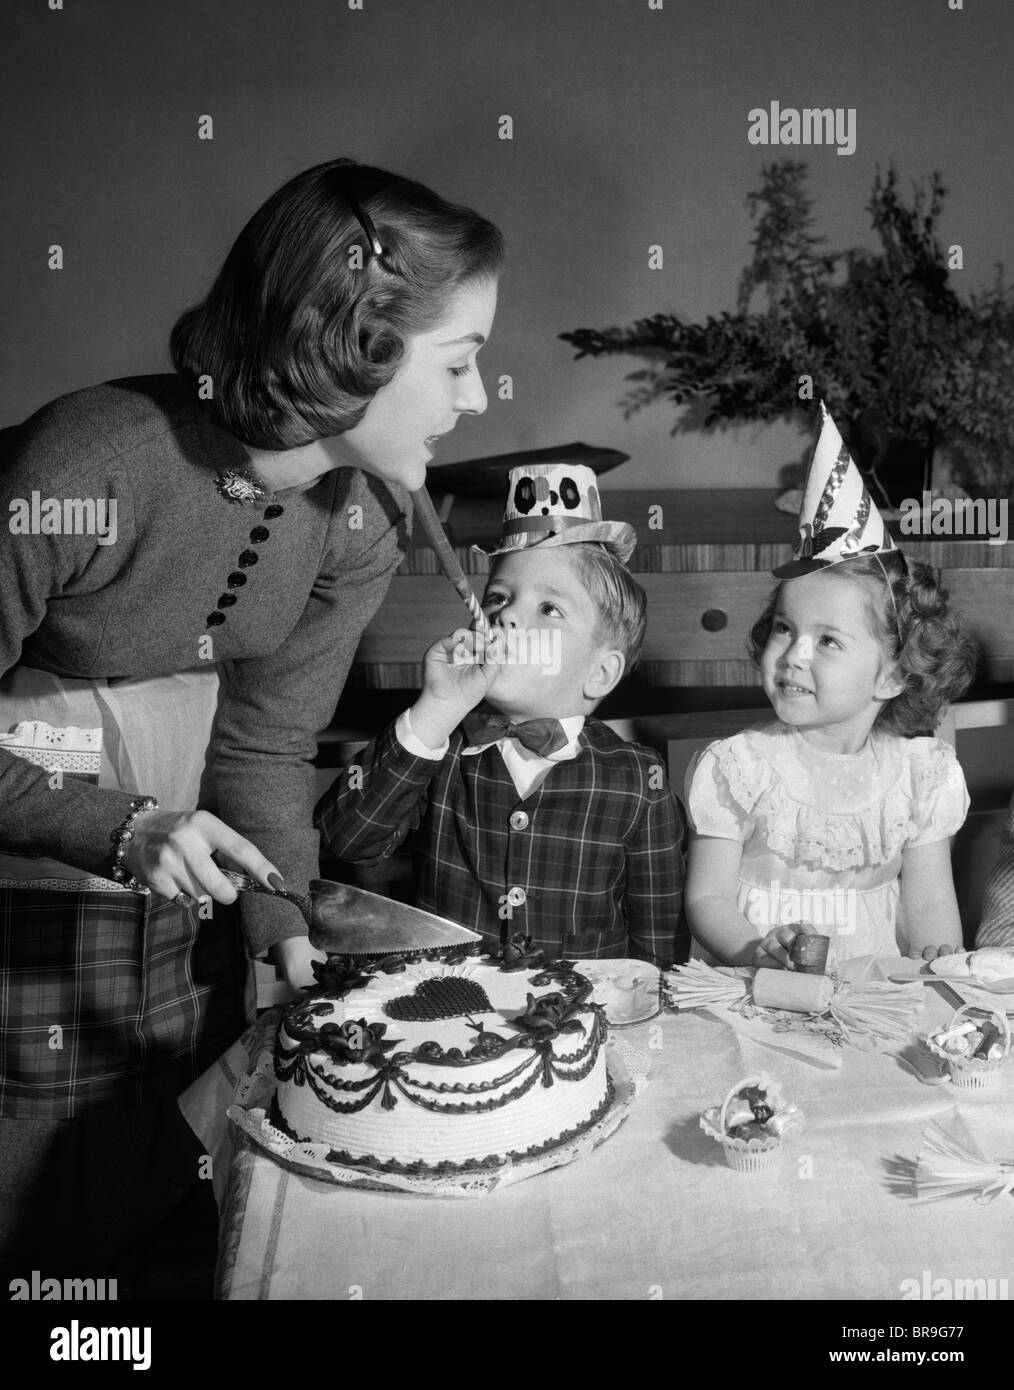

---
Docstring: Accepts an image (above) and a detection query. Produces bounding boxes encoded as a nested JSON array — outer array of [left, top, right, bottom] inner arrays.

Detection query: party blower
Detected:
[[410, 485, 492, 637]]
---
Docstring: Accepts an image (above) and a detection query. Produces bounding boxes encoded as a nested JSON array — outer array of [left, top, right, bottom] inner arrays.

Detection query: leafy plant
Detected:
[[561, 162, 1014, 496]]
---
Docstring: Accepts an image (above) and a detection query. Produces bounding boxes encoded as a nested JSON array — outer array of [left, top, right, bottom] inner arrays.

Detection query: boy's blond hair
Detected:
[[561, 542, 647, 673]]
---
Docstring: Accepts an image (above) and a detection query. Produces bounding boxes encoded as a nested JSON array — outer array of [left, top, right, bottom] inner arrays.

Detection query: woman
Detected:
[[0, 157, 502, 1290]]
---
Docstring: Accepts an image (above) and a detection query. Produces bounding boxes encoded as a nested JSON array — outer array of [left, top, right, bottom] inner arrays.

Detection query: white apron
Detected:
[[0, 664, 222, 883], [0, 662, 256, 1118]]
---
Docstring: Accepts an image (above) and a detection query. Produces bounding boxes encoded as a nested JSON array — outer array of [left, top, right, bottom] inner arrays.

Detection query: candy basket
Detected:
[[700, 1075, 787, 1174], [925, 1003, 1011, 1091]]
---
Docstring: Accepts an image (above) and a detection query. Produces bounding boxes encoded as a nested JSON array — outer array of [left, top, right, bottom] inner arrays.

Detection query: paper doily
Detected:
[[228, 1009, 649, 1198]]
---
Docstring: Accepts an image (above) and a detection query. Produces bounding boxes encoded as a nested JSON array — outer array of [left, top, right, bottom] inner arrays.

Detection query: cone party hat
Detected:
[[773, 402, 897, 579]]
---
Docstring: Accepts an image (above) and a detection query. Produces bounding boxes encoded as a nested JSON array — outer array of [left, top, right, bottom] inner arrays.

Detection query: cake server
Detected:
[[219, 868, 482, 954]]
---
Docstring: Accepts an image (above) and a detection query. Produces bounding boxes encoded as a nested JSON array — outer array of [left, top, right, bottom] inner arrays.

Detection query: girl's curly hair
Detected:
[[748, 553, 980, 736]]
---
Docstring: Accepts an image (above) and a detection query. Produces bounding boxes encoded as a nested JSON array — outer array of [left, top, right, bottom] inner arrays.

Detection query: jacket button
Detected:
[[509, 811, 529, 831], [506, 886, 527, 907]]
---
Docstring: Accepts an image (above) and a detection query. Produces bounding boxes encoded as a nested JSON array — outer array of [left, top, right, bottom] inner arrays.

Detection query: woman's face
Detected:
[[335, 277, 498, 489]]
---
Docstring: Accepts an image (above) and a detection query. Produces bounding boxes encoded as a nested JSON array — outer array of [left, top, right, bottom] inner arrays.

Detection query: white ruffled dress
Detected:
[[685, 722, 970, 961]]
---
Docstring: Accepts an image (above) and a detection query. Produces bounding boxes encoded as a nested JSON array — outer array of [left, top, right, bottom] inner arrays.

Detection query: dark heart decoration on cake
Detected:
[[384, 975, 495, 1022]]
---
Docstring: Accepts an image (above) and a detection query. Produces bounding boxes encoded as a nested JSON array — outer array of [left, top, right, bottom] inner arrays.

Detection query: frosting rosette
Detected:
[[516, 990, 587, 1038], [498, 933, 550, 971]]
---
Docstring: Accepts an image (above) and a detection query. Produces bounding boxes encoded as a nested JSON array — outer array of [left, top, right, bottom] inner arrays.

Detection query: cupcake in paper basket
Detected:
[[700, 1073, 802, 1174], [925, 1004, 1012, 1091]]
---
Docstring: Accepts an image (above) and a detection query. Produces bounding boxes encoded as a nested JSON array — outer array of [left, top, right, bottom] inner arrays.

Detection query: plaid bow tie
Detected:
[[462, 709, 569, 757]]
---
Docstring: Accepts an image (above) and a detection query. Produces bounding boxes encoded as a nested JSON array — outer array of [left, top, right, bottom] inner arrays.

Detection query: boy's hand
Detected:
[[411, 627, 505, 748]]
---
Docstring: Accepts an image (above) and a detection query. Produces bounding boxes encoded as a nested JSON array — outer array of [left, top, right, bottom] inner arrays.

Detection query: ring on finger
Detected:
[[174, 892, 193, 907]]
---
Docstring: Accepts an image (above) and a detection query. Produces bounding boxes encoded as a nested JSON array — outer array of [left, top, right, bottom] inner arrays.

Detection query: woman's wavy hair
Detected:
[[170, 158, 504, 449], [747, 552, 980, 736]]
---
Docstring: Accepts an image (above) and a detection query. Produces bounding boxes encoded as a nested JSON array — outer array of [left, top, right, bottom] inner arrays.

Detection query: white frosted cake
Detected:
[[270, 944, 611, 1176]]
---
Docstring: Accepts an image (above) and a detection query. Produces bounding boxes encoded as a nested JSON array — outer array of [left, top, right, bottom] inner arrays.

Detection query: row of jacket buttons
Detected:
[[206, 505, 285, 628], [507, 811, 530, 905]]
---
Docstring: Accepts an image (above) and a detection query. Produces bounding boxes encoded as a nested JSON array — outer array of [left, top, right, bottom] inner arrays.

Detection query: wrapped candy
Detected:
[[753, 968, 833, 1012], [667, 961, 924, 1052]]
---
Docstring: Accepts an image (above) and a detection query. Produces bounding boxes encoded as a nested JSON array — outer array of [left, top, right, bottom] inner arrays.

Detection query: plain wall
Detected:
[[2, 0, 1011, 489]]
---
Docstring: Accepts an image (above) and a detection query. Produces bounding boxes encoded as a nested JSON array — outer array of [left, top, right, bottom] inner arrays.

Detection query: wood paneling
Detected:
[[353, 564, 1014, 689]]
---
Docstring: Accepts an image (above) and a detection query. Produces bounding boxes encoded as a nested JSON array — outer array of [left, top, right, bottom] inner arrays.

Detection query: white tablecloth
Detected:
[[180, 966, 1014, 1301]]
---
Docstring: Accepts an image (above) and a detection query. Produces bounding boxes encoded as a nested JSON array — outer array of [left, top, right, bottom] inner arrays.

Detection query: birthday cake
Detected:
[[270, 943, 612, 1176]]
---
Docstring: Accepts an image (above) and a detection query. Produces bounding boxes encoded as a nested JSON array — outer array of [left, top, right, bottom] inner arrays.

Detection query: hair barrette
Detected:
[[345, 191, 387, 263]]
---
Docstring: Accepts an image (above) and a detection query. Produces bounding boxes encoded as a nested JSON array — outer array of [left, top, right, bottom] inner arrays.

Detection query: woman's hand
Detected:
[[410, 627, 504, 748], [121, 808, 281, 904], [752, 922, 816, 970]]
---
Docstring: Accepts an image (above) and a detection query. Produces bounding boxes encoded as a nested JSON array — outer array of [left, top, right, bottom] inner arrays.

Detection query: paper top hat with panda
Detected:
[[773, 402, 898, 579], [477, 462, 636, 564]]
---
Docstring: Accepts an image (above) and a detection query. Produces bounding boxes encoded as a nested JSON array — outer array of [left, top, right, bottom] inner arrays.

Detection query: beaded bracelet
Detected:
[[110, 795, 158, 892]]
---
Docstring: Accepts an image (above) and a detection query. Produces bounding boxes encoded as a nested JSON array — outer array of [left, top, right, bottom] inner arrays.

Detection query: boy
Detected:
[[315, 464, 684, 965]]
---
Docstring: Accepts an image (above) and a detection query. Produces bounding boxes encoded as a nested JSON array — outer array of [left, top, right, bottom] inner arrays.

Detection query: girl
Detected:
[[685, 494, 978, 970]]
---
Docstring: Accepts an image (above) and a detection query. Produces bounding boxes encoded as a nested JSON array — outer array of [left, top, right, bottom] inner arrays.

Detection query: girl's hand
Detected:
[[900, 840, 963, 959], [752, 922, 815, 970], [412, 627, 505, 747], [121, 809, 281, 904], [908, 943, 959, 962]]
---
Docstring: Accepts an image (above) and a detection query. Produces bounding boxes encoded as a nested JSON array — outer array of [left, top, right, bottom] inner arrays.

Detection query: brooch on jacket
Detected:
[[214, 469, 268, 504]]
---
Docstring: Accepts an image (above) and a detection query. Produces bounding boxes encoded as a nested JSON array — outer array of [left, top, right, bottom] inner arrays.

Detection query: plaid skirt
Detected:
[[0, 666, 253, 1119]]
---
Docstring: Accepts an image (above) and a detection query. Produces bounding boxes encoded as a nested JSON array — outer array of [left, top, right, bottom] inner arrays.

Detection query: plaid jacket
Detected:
[[0, 888, 249, 1119], [314, 718, 685, 967]]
